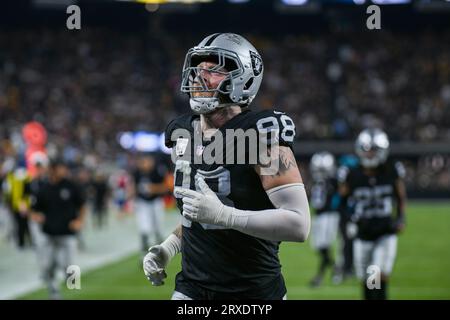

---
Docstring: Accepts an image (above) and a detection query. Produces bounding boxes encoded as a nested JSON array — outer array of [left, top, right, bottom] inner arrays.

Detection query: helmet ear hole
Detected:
[[219, 79, 231, 93]]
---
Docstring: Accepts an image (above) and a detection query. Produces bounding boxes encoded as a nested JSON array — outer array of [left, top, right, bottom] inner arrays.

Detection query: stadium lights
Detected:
[[372, 0, 411, 4], [135, 0, 213, 3], [228, 0, 250, 3], [118, 132, 134, 150], [118, 132, 171, 154], [276, 0, 319, 13], [145, 3, 160, 11], [281, 0, 309, 5]]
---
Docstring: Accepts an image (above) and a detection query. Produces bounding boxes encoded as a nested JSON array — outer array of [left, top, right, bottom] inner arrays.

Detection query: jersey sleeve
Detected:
[[164, 118, 179, 148], [254, 110, 296, 149], [164, 113, 196, 148]]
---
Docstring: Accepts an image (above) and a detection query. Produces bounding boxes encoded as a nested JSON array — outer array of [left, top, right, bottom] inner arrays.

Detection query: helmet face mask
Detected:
[[310, 152, 336, 181], [355, 129, 390, 168], [182, 49, 242, 95], [181, 33, 263, 114]]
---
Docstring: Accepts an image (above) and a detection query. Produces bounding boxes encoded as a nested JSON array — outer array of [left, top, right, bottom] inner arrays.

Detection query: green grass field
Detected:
[[19, 202, 450, 300]]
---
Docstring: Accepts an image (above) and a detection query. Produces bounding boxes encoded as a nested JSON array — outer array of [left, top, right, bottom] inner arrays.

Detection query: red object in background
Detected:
[[22, 121, 48, 178], [22, 121, 47, 146], [163, 194, 176, 210], [163, 172, 176, 210]]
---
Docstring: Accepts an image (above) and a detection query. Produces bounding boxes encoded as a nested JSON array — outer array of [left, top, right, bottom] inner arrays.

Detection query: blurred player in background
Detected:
[[143, 33, 311, 300], [309, 151, 340, 288], [338, 129, 407, 300], [132, 154, 169, 255], [31, 159, 87, 299]]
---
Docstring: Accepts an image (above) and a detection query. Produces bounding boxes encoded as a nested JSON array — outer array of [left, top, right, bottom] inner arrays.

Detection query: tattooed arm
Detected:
[[256, 146, 303, 191]]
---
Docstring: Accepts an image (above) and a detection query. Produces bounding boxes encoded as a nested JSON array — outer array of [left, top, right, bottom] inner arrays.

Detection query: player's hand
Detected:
[[395, 223, 405, 234], [31, 213, 45, 224], [346, 221, 358, 239], [392, 218, 406, 234], [69, 218, 83, 232], [175, 177, 231, 227], [143, 245, 169, 286]]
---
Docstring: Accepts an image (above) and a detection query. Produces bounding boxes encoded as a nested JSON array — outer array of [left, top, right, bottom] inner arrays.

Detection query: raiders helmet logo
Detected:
[[250, 51, 263, 76]]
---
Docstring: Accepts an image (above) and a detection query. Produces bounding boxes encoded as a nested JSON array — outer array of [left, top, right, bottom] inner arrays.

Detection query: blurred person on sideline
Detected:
[[31, 159, 87, 299], [3, 157, 32, 249], [132, 154, 169, 255], [110, 169, 133, 218]]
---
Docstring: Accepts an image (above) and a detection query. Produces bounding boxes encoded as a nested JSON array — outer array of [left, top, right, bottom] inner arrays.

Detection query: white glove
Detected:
[[143, 245, 169, 286], [175, 177, 233, 227], [142, 234, 181, 286]]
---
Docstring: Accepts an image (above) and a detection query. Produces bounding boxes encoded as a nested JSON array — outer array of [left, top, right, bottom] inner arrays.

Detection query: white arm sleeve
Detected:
[[228, 183, 311, 242]]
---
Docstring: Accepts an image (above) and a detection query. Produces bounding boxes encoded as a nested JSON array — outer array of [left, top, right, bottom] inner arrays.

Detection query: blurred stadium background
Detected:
[[1, 0, 449, 300]]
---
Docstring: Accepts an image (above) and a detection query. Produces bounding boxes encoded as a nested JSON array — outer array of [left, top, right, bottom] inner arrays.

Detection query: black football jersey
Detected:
[[339, 161, 405, 241], [310, 177, 338, 215], [165, 109, 296, 299], [133, 166, 165, 201]]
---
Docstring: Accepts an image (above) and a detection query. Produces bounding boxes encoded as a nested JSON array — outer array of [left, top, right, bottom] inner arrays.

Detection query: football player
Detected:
[[143, 33, 311, 300], [338, 129, 407, 300], [309, 152, 340, 288]]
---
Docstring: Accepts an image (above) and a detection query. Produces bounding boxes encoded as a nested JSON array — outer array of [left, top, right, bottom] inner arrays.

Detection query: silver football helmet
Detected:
[[310, 151, 336, 181], [355, 128, 390, 168], [181, 33, 264, 114]]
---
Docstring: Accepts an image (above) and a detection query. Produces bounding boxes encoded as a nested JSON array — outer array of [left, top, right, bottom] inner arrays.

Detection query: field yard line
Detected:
[[0, 210, 180, 300]]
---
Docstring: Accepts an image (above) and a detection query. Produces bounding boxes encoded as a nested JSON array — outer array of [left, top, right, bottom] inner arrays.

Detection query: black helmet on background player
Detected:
[[310, 151, 336, 181], [355, 128, 390, 168], [181, 33, 264, 114]]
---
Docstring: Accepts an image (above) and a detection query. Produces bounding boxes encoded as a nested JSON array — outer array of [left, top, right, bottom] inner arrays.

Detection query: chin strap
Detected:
[[190, 97, 219, 114], [190, 97, 244, 114]]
